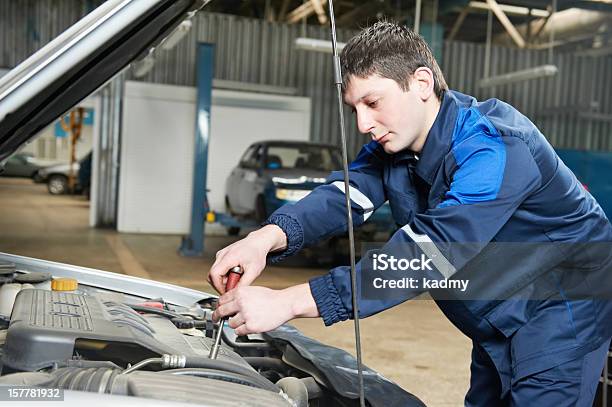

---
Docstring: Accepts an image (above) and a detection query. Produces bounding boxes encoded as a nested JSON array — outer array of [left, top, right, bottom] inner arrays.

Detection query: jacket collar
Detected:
[[413, 90, 458, 185], [391, 149, 418, 166]]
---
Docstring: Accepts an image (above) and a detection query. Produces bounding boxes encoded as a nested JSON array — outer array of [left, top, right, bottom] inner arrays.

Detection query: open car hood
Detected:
[[0, 0, 210, 163]]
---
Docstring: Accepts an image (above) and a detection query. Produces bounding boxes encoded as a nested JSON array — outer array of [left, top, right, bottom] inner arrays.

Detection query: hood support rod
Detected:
[[327, 2, 366, 406]]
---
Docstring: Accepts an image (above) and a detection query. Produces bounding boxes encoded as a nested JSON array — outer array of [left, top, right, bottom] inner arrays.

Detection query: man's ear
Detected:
[[412, 67, 435, 101]]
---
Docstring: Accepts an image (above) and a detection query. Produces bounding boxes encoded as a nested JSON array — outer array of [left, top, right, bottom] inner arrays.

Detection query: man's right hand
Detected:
[[208, 224, 288, 294]]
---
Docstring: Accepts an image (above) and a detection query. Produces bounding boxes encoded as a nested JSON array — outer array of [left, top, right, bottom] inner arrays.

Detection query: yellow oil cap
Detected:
[[206, 211, 216, 223], [51, 278, 78, 291]]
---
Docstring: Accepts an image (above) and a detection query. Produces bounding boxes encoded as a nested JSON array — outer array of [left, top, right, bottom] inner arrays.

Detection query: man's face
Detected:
[[343, 74, 427, 154]]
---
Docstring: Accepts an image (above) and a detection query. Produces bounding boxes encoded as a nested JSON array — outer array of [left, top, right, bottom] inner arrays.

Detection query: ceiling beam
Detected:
[[286, 0, 329, 24], [486, 0, 526, 48], [310, 0, 328, 24], [448, 7, 470, 41]]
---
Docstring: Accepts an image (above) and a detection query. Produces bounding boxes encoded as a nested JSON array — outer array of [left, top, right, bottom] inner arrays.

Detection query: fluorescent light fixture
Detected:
[[213, 79, 297, 96], [161, 20, 192, 50], [479, 64, 558, 87], [131, 54, 156, 78], [295, 37, 345, 53], [468, 1, 549, 17], [130, 19, 193, 78]]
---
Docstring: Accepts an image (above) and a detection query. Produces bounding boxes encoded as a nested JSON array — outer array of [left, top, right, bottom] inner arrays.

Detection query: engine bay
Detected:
[[0, 261, 329, 406], [0, 256, 424, 407]]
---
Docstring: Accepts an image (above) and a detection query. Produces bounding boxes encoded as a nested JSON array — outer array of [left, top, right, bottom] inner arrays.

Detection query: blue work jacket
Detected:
[[266, 90, 612, 395]]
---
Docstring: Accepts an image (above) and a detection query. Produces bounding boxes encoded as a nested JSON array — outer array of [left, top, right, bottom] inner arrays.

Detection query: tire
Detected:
[[227, 227, 240, 236], [255, 195, 267, 223], [47, 175, 68, 195]]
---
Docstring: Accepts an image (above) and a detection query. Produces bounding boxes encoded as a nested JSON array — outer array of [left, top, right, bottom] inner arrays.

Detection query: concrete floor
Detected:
[[0, 177, 472, 406]]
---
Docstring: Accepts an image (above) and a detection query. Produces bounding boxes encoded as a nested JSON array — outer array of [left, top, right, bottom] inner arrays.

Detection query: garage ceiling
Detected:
[[204, 0, 612, 52]]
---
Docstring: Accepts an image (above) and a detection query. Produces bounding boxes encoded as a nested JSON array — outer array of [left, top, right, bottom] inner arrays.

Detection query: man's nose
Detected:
[[356, 110, 375, 135]]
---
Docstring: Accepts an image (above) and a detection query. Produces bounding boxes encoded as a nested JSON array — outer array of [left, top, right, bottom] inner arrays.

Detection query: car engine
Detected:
[[0, 268, 327, 406]]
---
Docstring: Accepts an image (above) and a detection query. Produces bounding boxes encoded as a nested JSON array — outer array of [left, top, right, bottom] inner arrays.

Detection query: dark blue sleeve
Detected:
[[310, 134, 542, 325]]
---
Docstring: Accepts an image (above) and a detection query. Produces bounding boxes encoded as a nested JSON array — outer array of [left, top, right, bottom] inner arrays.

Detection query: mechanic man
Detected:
[[209, 22, 612, 406]]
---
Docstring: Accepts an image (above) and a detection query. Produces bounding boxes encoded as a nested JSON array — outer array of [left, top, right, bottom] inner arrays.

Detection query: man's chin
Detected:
[[381, 143, 398, 154]]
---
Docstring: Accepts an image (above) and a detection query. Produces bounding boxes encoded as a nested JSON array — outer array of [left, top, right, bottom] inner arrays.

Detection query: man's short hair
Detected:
[[340, 21, 448, 99]]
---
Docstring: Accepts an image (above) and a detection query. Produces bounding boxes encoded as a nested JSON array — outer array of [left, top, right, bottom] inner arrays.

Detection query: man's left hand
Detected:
[[212, 283, 319, 336]]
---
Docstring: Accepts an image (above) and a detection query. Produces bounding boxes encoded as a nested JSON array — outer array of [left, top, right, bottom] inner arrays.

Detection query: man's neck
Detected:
[[411, 96, 442, 153]]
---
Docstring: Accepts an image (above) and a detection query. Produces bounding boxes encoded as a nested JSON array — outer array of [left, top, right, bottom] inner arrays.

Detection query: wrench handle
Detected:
[[225, 266, 243, 292]]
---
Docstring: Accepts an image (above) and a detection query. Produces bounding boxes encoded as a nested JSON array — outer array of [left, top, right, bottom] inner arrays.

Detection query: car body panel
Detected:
[[0, 252, 209, 307], [35, 162, 81, 183], [0, 152, 41, 178]]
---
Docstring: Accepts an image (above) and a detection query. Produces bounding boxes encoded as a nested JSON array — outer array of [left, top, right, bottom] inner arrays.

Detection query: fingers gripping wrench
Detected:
[[209, 266, 243, 359]]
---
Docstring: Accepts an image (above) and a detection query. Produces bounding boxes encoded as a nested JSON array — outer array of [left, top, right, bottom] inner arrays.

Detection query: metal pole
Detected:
[[180, 43, 214, 257], [108, 73, 123, 227], [548, 0, 556, 63], [432, 0, 439, 54], [604, 350, 609, 407], [484, 10, 492, 79], [327, 1, 366, 406], [414, 0, 422, 34]]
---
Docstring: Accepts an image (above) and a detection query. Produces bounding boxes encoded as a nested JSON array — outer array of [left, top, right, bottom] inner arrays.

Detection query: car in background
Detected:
[[34, 161, 80, 195], [0, 151, 42, 178], [225, 140, 395, 238], [33, 152, 91, 195]]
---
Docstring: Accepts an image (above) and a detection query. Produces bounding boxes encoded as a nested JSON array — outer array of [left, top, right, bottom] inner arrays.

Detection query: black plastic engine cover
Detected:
[[2, 289, 244, 372]]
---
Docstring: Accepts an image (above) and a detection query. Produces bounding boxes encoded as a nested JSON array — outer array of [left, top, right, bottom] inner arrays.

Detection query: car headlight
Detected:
[[275, 188, 311, 201]]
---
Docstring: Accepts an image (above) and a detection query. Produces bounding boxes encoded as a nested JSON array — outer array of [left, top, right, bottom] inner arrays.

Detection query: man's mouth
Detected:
[[373, 132, 390, 144], [371, 127, 390, 144], [377, 133, 390, 143]]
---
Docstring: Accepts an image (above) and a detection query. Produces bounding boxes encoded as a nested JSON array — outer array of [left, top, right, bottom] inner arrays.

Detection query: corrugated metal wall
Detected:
[[130, 12, 362, 154], [1, 0, 611, 156], [443, 41, 612, 151]]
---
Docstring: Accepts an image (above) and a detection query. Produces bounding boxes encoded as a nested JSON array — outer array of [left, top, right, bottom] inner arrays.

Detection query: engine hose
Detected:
[[126, 304, 206, 329], [276, 377, 308, 407], [243, 357, 290, 373], [120, 354, 279, 393], [181, 356, 279, 392], [221, 329, 273, 349], [167, 368, 274, 390], [127, 304, 182, 319], [50, 365, 277, 394], [51, 367, 121, 392]]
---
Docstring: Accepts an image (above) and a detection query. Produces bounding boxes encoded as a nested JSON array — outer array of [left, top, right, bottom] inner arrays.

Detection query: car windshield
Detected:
[[265, 145, 342, 172]]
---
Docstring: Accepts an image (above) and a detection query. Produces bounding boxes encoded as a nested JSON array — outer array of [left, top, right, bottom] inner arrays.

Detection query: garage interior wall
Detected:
[[1, 1, 611, 157], [118, 81, 310, 234]]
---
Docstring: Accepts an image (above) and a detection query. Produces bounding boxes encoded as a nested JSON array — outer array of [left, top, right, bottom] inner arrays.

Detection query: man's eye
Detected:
[[368, 100, 379, 108]]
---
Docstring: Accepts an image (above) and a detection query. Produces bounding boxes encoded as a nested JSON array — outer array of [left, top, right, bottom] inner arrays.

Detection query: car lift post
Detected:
[[180, 42, 214, 257]]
